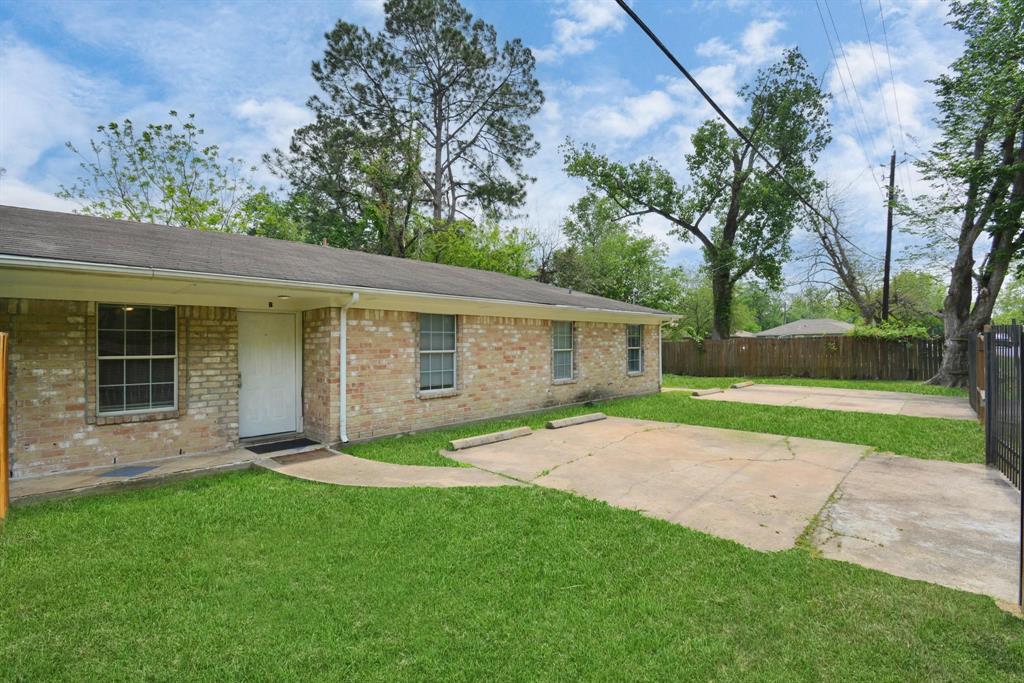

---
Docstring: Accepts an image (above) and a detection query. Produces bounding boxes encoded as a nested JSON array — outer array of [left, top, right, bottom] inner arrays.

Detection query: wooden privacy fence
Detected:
[[662, 336, 944, 380]]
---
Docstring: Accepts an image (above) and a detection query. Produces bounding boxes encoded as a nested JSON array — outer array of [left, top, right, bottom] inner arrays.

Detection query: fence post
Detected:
[[984, 326, 994, 467], [0, 331, 8, 520]]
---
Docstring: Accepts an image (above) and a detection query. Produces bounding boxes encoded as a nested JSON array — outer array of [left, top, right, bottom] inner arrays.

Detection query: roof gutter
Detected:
[[0, 254, 678, 321]]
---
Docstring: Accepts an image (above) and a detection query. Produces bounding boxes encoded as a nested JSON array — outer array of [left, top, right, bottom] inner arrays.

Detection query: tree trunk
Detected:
[[710, 268, 733, 340]]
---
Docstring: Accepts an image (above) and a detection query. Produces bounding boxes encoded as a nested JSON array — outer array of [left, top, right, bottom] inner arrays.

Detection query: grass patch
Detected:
[[348, 392, 983, 467], [663, 374, 968, 397], [2, 470, 1022, 680]]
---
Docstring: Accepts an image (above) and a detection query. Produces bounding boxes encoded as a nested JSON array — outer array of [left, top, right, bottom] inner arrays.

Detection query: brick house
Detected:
[[0, 206, 675, 479]]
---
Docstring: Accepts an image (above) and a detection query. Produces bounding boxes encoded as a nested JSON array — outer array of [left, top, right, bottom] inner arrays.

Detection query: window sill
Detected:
[[551, 378, 577, 386], [418, 388, 459, 400], [95, 409, 180, 426], [627, 371, 645, 377]]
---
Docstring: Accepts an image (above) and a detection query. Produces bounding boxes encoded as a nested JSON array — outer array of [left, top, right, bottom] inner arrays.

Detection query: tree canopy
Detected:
[[269, 0, 544, 254], [563, 48, 830, 338]]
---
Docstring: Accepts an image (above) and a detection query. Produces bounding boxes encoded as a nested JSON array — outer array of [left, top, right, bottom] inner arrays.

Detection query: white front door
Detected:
[[238, 311, 299, 438]]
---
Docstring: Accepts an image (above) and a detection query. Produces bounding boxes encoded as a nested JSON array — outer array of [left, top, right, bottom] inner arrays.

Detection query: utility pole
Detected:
[[881, 150, 896, 321]]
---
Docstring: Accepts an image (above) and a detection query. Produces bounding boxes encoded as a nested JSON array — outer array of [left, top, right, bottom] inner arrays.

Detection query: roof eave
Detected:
[[0, 254, 679, 322]]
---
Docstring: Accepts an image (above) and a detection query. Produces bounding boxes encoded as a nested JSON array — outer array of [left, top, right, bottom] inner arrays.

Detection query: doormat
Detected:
[[246, 437, 318, 455], [98, 465, 157, 478]]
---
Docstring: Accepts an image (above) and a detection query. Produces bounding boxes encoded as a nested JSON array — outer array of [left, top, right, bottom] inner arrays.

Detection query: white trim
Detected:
[[658, 324, 663, 387], [339, 293, 359, 443], [0, 254, 677, 322]]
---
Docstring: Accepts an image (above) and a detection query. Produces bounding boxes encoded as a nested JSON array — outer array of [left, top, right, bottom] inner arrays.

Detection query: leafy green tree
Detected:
[[888, 271, 945, 336], [271, 0, 544, 240], [59, 112, 264, 232], [563, 49, 829, 339], [418, 220, 538, 277], [549, 194, 681, 310], [907, 0, 1024, 385], [994, 276, 1024, 323]]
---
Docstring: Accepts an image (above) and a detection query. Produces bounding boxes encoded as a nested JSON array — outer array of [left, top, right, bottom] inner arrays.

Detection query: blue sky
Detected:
[[0, 0, 963, 276]]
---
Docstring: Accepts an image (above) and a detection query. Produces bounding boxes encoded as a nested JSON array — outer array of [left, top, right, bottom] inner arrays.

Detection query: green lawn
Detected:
[[2, 470, 1022, 680], [663, 373, 968, 397], [348, 391, 984, 466]]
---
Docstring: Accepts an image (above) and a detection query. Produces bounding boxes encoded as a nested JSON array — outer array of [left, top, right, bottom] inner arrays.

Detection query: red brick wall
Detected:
[[345, 309, 660, 440], [302, 308, 340, 444], [1, 299, 238, 478]]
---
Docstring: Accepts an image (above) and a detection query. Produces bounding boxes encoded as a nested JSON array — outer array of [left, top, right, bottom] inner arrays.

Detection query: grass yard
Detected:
[[2, 470, 1022, 680], [662, 373, 968, 397], [348, 391, 984, 467]]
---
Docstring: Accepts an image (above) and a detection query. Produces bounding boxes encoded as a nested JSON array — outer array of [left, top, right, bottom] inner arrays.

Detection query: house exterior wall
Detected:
[[1, 298, 239, 478], [345, 309, 660, 440], [302, 307, 341, 444]]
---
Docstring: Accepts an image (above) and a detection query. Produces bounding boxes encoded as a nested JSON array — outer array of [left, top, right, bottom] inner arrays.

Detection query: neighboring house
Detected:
[[756, 318, 855, 338], [731, 330, 757, 338], [0, 206, 675, 479]]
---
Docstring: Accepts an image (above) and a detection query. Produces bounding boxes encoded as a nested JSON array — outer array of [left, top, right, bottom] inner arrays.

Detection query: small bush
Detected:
[[850, 320, 933, 341]]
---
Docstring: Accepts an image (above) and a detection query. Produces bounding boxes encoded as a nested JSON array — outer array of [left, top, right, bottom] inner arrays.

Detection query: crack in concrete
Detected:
[[534, 424, 675, 481]]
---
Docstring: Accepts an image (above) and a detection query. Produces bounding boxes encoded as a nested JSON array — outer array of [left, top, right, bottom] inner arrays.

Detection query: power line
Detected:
[[822, 0, 887, 193], [813, 0, 886, 195], [612, 0, 879, 262], [877, 0, 916, 198], [858, 0, 896, 151]]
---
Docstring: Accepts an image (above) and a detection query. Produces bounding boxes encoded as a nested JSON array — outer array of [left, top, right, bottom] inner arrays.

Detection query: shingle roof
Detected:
[[0, 205, 672, 317], [756, 318, 855, 337]]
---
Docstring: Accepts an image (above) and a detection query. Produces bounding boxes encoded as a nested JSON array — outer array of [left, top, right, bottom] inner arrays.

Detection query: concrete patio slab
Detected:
[[693, 383, 977, 420], [812, 453, 1021, 603], [10, 446, 272, 505], [262, 449, 521, 488], [448, 417, 869, 551]]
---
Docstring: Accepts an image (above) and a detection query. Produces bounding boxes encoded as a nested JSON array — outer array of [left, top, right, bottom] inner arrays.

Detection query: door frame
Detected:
[[237, 309, 303, 438]]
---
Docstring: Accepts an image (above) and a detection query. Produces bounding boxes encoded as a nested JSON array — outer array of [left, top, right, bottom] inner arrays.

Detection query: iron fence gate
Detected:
[[980, 322, 1024, 605], [985, 324, 1023, 490]]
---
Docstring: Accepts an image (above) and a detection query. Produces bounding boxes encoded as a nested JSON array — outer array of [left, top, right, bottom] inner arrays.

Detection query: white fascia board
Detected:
[[0, 255, 679, 323]]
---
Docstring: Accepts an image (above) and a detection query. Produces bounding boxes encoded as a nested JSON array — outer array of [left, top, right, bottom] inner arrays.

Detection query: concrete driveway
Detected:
[[449, 416, 1019, 602], [449, 417, 870, 551], [692, 384, 977, 420]]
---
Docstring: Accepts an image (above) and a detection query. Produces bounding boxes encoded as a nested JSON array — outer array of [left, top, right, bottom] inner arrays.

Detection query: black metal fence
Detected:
[[977, 322, 1024, 606], [984, 323, 1023, 490]]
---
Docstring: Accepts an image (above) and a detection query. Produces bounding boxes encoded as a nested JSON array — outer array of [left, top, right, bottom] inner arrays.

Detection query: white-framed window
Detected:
[[97, 304, 177, 414], [552, 321, 575, 381], [419, 313, 456, 391], [627, 324, 644, 374]]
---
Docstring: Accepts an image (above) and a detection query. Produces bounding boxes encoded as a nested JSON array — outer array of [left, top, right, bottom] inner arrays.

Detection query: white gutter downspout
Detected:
[[339, 293, 359, 443], [658, 323, 663, 388]]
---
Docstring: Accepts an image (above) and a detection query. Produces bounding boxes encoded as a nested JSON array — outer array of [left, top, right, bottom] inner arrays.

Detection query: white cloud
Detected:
[[533, 0, 625, 63], [235, 98, 312, 151], [585, 90, 680, 140]]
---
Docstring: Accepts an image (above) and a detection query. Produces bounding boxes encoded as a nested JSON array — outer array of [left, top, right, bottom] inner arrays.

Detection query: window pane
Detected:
[[99, 386, 124, 412], [554, 350, 573, 380], [441, 315, 455, 333], [553, 321, 573, 350], [98, 329, 124, 356], [99, 359, 124, 386], [441, 353, 454, 372], [125, 384, 150, 411], [420, 370, 431, 390], [152, 358, 174, 383], [152, 307, 175, 331], [441, 332, 455, 351], [151, 383, 175, 408], [628, 349, 642, 373], [125, 359, 150, 385], [439, 369, 454, 389], [153, 331, 175, 355], [628, 325, 642, 348], [98, 305, 124, 330], [125, 331, 151, 356], [125, 306, 150, 330]]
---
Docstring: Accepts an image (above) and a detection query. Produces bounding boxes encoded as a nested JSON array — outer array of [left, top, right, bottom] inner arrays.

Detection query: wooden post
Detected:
[[882, 150, 896, 321], [0, 331, 8, 519]]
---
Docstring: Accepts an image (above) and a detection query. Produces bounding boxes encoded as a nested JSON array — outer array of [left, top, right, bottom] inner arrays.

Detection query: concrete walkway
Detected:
[[813, 453, 1021, 603], [261, 449, 520, 488], [448, 416, 869, 551], [692, 383, 977, 420]]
